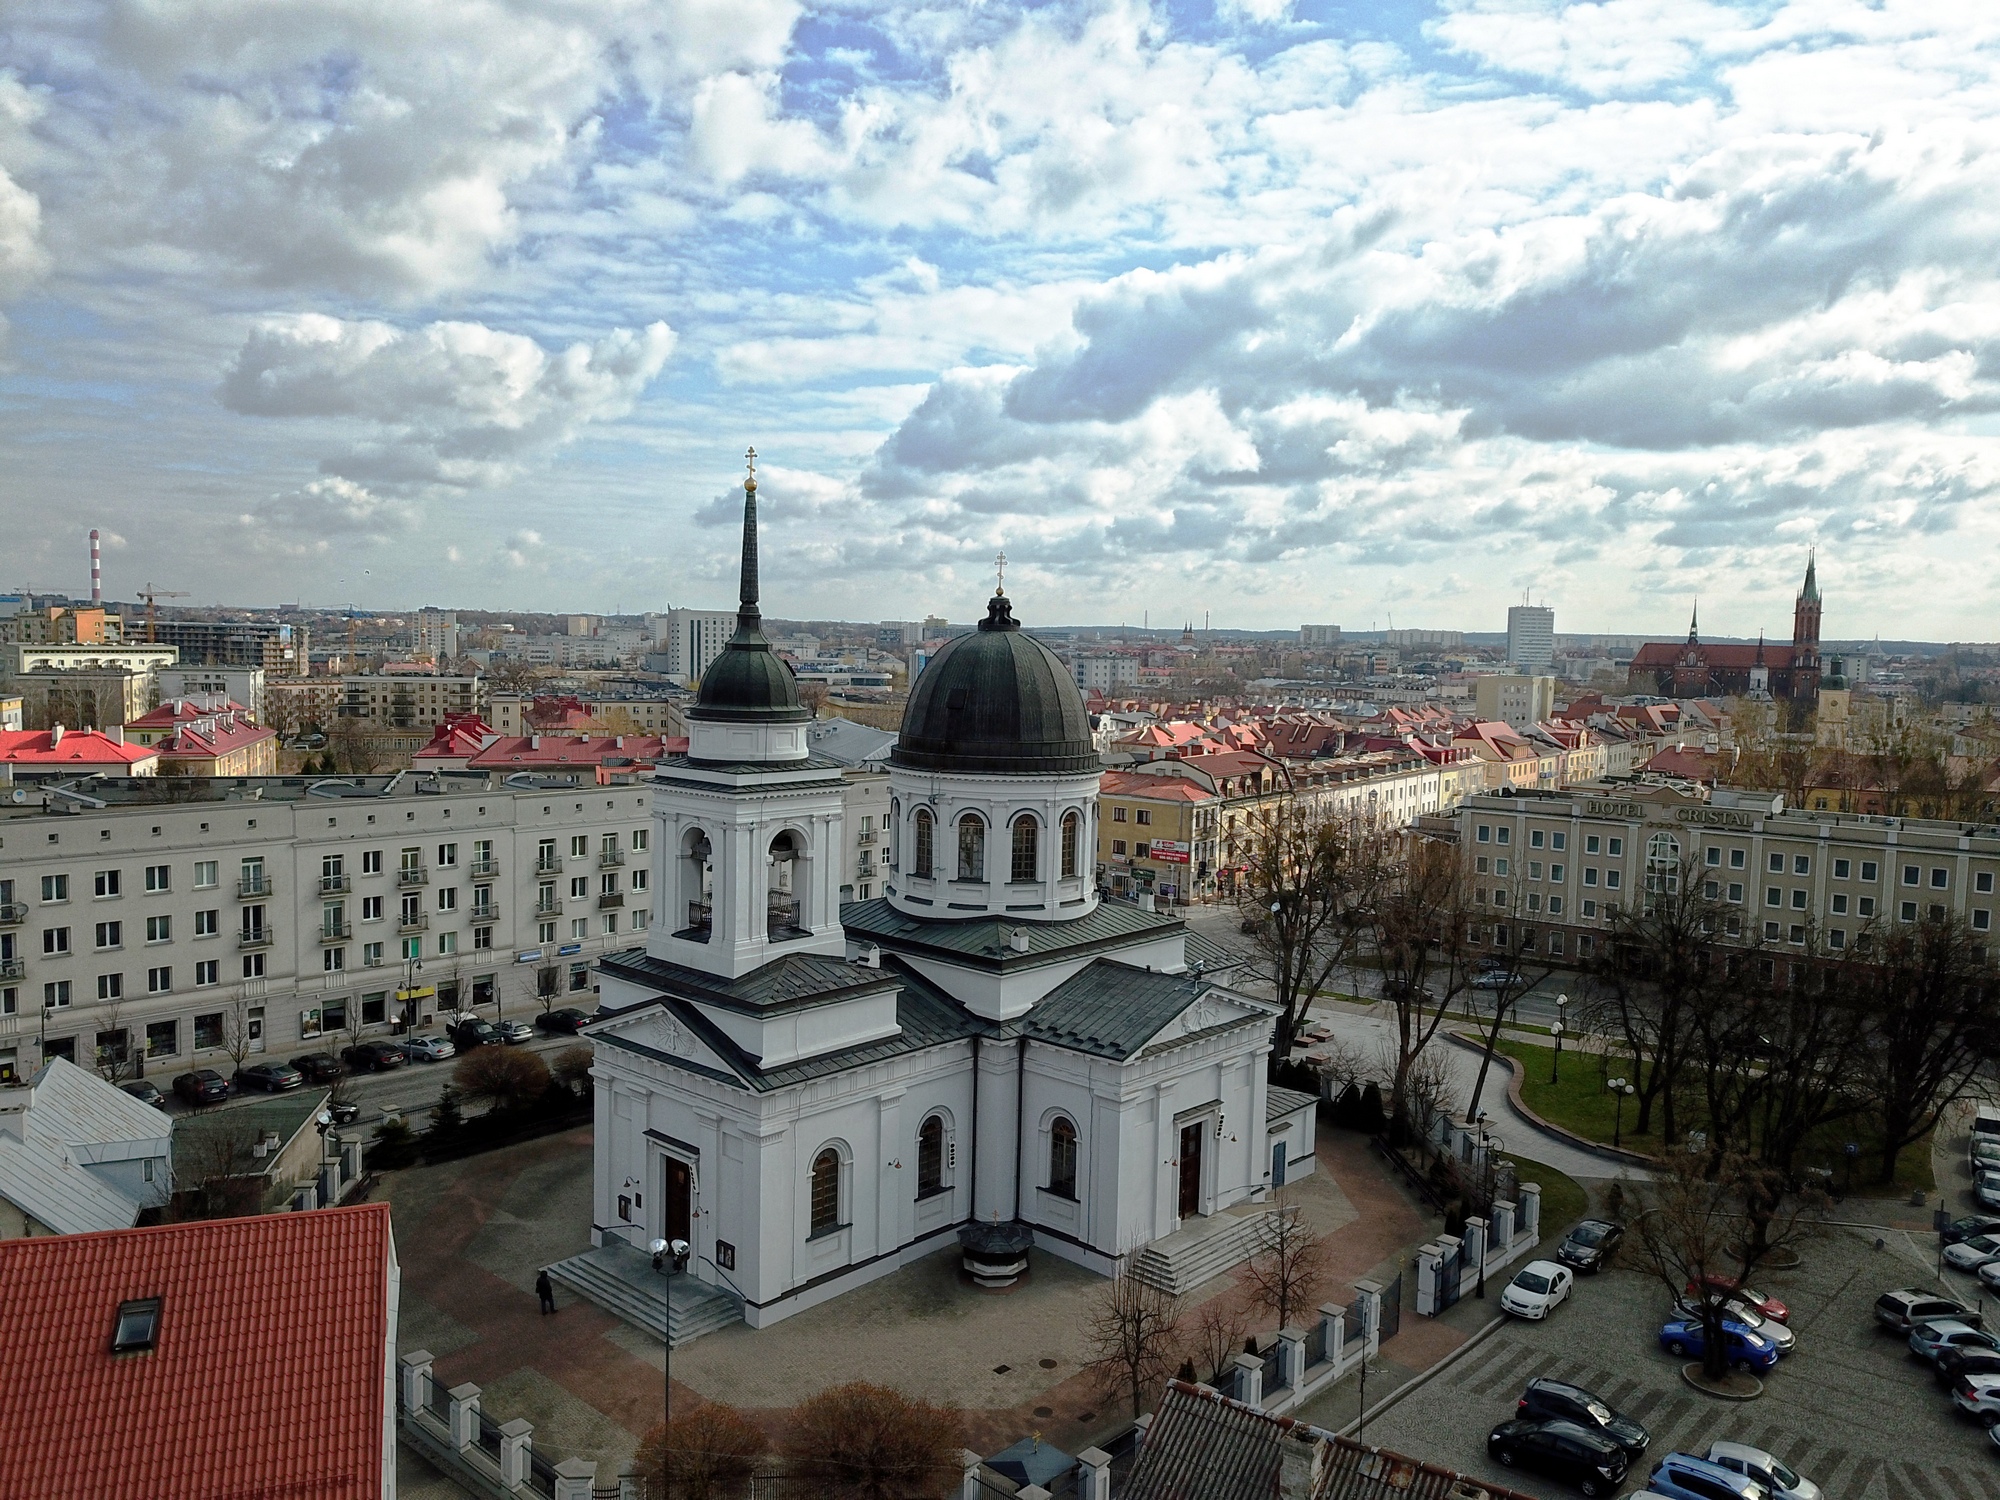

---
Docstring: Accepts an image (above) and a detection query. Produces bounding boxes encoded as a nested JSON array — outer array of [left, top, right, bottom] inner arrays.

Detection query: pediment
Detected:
[[590, 1001, 741, 1081], [1134, 987, 1272, 1057]]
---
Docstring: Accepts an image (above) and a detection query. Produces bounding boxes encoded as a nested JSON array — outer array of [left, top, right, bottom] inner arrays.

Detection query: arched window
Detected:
[[768, 830, 801, 936], [913, 809, 934, 878], [1645, 832, 1681, 905], [889, 798, 900, 868], [1048, 1118, 1078, 1199], [917, 1116, 945, 1197], [1011, 815, 1039, 883], [679, 827, 713, 938], [810, 1148, 842, 1235], [1061, 811, 1081, 879], [957, 814, 985, 882]]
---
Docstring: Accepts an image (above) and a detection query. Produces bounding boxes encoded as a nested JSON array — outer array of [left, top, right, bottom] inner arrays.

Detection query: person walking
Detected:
[[535, 1268, 556, 1316]]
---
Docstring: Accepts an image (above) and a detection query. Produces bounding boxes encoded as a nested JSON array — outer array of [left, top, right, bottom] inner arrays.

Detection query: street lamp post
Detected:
[[649, 1238, 676, 1475], [1475, 1128, 1501, 1299], [1607, 1077, 1635, 1150], [1549, 994, 1568, 1084]]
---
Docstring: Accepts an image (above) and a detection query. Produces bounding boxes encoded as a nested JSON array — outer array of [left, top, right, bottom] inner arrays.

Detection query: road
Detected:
[[152, 1030, 590, 1131]]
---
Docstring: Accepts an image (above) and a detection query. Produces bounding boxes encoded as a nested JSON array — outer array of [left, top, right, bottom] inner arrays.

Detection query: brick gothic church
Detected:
[[1627, 554, 1823, 707]]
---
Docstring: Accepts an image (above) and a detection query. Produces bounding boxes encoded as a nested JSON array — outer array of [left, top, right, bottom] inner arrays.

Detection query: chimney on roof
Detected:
[[530, 735, 540, 750], [109, 726, 123, 745], [50, 725, 63, 747]]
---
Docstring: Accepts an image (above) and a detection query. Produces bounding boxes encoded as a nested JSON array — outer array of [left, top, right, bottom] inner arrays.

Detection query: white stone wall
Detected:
[[885, 765, 1102, 924]]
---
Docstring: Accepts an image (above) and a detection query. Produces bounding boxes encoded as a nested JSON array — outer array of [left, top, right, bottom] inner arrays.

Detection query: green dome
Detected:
[[893, 595, 1097, 776], [689, 468, 808, 727]]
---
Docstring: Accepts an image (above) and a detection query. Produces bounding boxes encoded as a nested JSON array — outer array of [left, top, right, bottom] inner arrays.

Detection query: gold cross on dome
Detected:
[[995, 549, 1007, 595], [745, 446, 757, 480]]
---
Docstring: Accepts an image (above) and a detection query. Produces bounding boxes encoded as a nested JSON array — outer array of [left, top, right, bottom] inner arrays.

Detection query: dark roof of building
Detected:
[[595, 956, 984, 1092], [841, 894, 1185, 970], [1185, 929, 1248, 973], [1021, 960, 1232, 1060], [1267, 1085, 1319, 1122], [1629, 641, 1799, 670], [892, 593, 1097, 774], [689, 469, 809, 729], [595, 948, 899, 1015], [0, 1203, 394, 1500]]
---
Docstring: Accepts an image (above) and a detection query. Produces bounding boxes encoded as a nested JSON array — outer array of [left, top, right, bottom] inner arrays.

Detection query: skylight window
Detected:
[[111, 1296, 162, 1353]]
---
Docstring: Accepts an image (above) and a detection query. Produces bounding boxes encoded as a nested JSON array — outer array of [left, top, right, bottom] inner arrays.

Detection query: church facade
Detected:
[[581, 460, 1298, 1330], [1626, 555, 1824, 705]]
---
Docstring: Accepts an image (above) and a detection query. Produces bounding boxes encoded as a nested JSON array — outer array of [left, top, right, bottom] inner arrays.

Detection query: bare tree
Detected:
[[1635, 1149, 1824, 1383], [1461, 867, 1556, 1124], [1085, 1259, 1184, 1419], [453, 1047, 551, 1114], [1369, 835, 1477, 1140], [1243, 1198, 1328, 1332], [220, 993, 259, 1075], [165, 1120, 268, 1220], [780, 1381, 965, 1500], [1188, 1298, 1250, 1383], [1232, 800, 1383, 1061], [797, 682, 830, 718], [636, 1401, 768, 1500], [92, 1003, 138, 1084]]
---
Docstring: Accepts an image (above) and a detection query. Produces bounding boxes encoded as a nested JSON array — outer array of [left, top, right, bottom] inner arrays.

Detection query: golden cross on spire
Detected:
[[995, 549, 1007, 596], [744, 446, 757, 490]]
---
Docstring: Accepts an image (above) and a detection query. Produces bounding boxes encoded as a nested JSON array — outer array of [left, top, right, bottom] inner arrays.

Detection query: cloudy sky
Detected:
[[1, 1, 1996, 639]]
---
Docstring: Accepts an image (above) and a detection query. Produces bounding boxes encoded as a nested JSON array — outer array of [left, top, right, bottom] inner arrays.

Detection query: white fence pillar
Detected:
[[498, 1418, 533, 1491], [399, 1349, 434, 1414], [1354, 1280, 1384, 1352], [961, 1449, 985, 1500], [1076, 1446, 1113, 1500], [1318, 1302, 1345, 1369], [1463, 1218, 1489, 1288], [1491, 1199, 1517, 1254], [1278, 1326, 1308, 1391], [1414, 1243, 1442, 1316], [617, 1464, 644, 1500], [447, 1383, 481, 1452], [1519, 1181, 1542, 1241], [553, 1458, 596, 1500], [1229, 1351, 1263, 1408], [1020, 1487, 1053, 1500]]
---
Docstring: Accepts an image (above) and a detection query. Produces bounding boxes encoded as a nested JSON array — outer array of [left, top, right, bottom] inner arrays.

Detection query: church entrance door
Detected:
[[1178, 1123, 1204, 1219], [663, 1158, 692, 1247]]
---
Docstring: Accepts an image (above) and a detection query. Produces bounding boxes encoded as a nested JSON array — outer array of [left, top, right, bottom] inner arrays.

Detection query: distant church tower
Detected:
[[1790, 552, 1822, 708]]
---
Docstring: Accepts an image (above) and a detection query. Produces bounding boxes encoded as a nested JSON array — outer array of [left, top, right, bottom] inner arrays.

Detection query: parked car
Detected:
[[1909, 1318, 2000, 1366], [1942, 1214, 2000, 1247], [341, 1040, 406, 1073], [1486, 1419, 1628, 1496], [1942, 1234, 2000, 1273], [1953, 1372, 2000, 1426], [1657, 1317, 1780, 1373], [1500, 1260, 1574, 1320], [449, 1017, 504, 1049], [119, 1079, 167, 1109], [1705, 1442, 1820, 1500], [534, 1007, 592, 1036], [1977, 1170, 2000, 1212], [1971, 1133, 2000, 1164], [1674, 1297, 1796, 1355], [232, 1061, 305, 1093], [1647, 1453, 1771, 1500], [1875, 1287, 1982, 1334], [498, 1018, 534, 1045], [171, 1069, 229, 1106], [328, 1098, 361, 1126], [397, 1034, 456, 1064], [1934, 1344, 2000, 1388], [1689, 1276, 1789, 1325], [1472, 969, 1524, 991], [291, 1052, 344, 1083], [1556, 1219, 1625, 1274], [1516, 1378, 1650, 1457]]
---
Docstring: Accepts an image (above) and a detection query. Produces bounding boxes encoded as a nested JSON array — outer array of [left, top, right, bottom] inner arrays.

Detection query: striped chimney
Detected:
[[89, 529, 101, 605]]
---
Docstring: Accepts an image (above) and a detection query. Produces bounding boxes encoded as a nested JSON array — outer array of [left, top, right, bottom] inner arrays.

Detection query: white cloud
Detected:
[[221, 315, 675, 489]]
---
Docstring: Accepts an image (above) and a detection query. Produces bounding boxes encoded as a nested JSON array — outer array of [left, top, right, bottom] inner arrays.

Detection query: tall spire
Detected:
[[1687, 600, 1699, 645], [1800, 546, 1819, 605], [737, 447, 760, 625]]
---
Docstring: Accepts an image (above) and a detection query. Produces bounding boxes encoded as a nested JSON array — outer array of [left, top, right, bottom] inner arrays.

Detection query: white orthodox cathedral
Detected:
[[577, 461, 1310, 1331]]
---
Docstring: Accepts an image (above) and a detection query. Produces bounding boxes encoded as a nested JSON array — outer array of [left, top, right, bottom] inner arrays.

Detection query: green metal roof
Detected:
[[841, 894, 1184, 969], [1019, 959, 1233, 1061], [595, 948, 898, 1016]]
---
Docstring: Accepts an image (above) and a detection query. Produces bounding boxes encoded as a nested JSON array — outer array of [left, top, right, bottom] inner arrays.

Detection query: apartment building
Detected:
[[1098, 770, 1221, 904], [487, 688, 689, 738], [0, 771, 655, 1084], [1456, 780, 2000, 965], [1506, 605, 1555, 673], [148, 618, 307, 676], [338, 672, 485, 728], [655, 608, 736, 685]]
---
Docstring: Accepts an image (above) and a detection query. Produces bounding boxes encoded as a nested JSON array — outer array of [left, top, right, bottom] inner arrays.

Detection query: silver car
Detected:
[[1674, 1297, 1796, 1355], [1910, 1318, 1999, 1365], [399, 1033, 457, 1063], [1705, 1443, 1819, 1500]]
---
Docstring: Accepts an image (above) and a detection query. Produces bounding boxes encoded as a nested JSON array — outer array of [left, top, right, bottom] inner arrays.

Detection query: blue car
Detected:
[[1657, 1317, 1780, 1373]]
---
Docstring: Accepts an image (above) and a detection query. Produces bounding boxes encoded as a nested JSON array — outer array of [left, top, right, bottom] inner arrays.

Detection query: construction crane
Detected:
[[138, 582, 190, 643]]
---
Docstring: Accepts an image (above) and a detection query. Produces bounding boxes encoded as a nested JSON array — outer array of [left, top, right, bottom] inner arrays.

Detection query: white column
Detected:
[[553, 1459, 596, 1500], [973, 1036, 1020, 1223], [878, 1087, 905, 1254], [1153, 1083, 1177, 1239], [1076, 1447, 1113, 1500], [498, 1419, 533, 1490], [447, 1384, 481, 1451], [398, 1350, 433, 1414], [960, 1450, 985, 1500], [1228, 1351, 1263, 1408], [1519, 1181, 1542, 1240]]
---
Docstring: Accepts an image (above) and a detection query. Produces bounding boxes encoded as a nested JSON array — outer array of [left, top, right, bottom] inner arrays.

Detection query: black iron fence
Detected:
[[1379, 1271, 1404, 1341], [1303, 1320, 1326, 1367], [1260, 1342, 1286, 1394]]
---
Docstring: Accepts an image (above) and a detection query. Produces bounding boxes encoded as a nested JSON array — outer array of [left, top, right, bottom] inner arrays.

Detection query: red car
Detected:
[[1687, 1276, 1789, 1325]]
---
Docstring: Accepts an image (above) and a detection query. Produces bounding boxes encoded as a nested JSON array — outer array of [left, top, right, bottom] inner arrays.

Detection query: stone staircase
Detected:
[[546, 1239, 744, 1348], [1130, 1205, 1278, 1295]]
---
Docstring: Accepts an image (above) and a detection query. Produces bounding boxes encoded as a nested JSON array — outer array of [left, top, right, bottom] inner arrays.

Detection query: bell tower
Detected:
[[1790, 551, 1822, 707]]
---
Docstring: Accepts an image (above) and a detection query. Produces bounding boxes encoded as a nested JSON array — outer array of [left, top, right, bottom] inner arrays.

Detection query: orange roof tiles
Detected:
[[0, 1203, 394, 1500]]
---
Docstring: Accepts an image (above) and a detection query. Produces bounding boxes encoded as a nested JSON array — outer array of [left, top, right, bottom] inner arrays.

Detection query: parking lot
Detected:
[[1360, 1226, 1998, 1498]]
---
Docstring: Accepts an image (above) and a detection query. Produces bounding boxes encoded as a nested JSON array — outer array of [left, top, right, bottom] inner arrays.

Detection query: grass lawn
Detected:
[[1503, 1150, 1589, 1239], [1491, 1037, 1935, 1197]]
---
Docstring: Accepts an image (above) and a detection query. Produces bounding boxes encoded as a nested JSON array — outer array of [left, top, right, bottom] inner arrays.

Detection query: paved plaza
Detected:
[[385, 1111, 1471, 1490]]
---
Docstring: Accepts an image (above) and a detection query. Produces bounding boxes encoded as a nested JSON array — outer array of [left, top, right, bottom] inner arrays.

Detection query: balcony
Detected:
[[0, 957, 24, 980], [397, 913, 430, 934], [318, 875, 351, 896], [534, 899, 562, 918], [237, 928, 273, 950], [597, 893, 624, 911], [0, 902, 25, 927], [319, 923, 352, 943], [535, 855, 561, 876], [857, 831, 876, 846], [470, 905, 499, 925], [468, 859, 498, 879], [236, 876, 273, 899], [598, 850, 626, 869], [397, 867, 428, 888]]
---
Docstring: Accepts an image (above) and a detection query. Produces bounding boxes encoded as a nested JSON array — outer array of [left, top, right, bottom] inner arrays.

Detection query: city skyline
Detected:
[[2, 3, 1998, 638]]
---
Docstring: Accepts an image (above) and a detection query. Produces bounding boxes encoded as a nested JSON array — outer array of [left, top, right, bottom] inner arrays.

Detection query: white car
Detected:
[[1500, 1259, 1574, 1320], [1943, 1234, 2000, 1272], [1706, 1441, 1821, 1500], [1953, 1372, 2000, 1426], [1978, 1260, 2000, 1296]]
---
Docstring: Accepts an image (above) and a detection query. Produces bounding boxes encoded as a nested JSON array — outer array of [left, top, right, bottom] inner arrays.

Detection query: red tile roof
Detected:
[[465, 733, 684, 770], [0, 729, 158, 767], [0, 1203, 394, 1500]]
